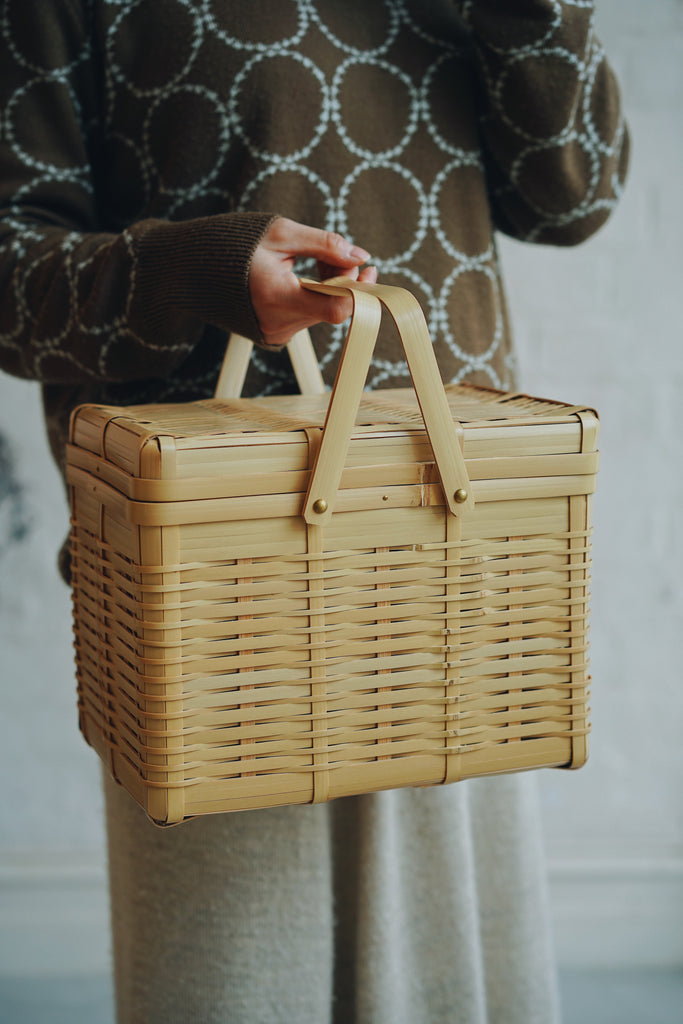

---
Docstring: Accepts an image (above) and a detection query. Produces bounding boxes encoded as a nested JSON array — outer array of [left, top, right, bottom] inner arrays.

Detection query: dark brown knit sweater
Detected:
[[1, 0, 628, 480]]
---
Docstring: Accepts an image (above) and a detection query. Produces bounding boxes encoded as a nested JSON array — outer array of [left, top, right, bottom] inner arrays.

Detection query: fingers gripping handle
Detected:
[[301, 277, 473, 525], [301, 282, 382, 525]]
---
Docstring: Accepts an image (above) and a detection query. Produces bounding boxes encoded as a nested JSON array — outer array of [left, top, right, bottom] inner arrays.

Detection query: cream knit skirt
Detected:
[[104, 771, 561, 1024]]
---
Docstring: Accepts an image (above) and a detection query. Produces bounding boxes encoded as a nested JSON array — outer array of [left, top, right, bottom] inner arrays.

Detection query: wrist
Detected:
[[132, 211, 278, 344]]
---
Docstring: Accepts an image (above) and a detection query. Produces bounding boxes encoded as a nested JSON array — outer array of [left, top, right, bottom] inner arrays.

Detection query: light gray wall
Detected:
[[497, 0, 683, 965], [1, 0, 681, 974]]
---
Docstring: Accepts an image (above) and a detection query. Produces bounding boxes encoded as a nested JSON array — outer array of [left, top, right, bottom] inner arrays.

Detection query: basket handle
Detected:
[[215, 329, 326, 399], [300, 277, 473, 524]]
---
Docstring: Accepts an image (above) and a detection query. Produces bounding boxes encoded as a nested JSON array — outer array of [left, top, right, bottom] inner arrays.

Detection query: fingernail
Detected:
[[349, 245, 370, 261]]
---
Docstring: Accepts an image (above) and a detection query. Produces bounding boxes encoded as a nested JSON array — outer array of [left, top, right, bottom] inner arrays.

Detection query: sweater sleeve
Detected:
[[456, 0, 629, 245], [0, 2, 274, 386]]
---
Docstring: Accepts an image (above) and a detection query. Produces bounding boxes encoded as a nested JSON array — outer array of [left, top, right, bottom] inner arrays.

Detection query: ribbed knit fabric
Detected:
[[105, 770, 560, 1024], [132, 214, 278, 350]]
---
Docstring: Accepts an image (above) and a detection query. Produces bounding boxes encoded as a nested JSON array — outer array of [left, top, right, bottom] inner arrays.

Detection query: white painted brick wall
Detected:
[[0, 0, 681, 972], [498, 0, 683, 866]]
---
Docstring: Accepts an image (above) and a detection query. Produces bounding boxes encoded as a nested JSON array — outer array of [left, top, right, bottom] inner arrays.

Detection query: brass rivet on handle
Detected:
[[312, 498, 328, 515], [454, 488, 468, 504]]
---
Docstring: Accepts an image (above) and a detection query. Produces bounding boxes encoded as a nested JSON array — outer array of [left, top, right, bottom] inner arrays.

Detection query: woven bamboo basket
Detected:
[[67, 278, 596, 826]]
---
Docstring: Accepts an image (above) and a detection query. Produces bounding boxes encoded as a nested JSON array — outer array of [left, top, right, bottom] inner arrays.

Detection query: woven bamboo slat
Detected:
[[67, 277, 597, 825]]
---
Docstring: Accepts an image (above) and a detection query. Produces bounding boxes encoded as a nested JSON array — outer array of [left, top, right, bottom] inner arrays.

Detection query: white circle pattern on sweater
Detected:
[[0, 0, 628, 398]]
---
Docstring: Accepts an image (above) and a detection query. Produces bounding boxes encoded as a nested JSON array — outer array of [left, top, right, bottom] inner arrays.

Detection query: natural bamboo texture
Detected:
[[215, 328, 325, 400], [67, 279, 597, 825]]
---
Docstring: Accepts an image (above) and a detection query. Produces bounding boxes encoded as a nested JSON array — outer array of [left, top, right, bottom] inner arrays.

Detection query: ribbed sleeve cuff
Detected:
[[131, 211, 278, 345]]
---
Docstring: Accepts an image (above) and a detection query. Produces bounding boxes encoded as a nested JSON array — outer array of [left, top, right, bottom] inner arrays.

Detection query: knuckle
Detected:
[[327, 297, 350, 324], [326, 231, 345, 253], [268, 218, 289, 242]]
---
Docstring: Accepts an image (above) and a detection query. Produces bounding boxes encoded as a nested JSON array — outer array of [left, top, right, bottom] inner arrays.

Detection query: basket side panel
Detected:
[[143, 492, 593, 819], [176, 513, 315, 815], [453, 494, 590, 777], [70, 472, 191, 825], [70, 479, 144, 796], [70, 418, 594, 822], [134, 523, 184, 824], [172, 506, 452, 817], [567, 492, 592, 768]]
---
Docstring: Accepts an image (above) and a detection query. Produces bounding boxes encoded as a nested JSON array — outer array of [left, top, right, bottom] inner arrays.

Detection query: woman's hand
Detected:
[[249, 217, 378, 347]]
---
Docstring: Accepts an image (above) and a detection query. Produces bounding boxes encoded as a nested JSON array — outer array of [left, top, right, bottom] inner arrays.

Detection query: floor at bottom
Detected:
[[0, 968, 682, 1023]]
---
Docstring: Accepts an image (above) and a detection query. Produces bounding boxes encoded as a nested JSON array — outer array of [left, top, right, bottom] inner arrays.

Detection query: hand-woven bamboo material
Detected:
[[67, 279, 597, 825]]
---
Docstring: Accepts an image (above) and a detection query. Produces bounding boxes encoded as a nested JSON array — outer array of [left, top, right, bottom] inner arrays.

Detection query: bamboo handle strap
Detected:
[[215, 329, 325, 399], [299, 277, 473, 525]]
